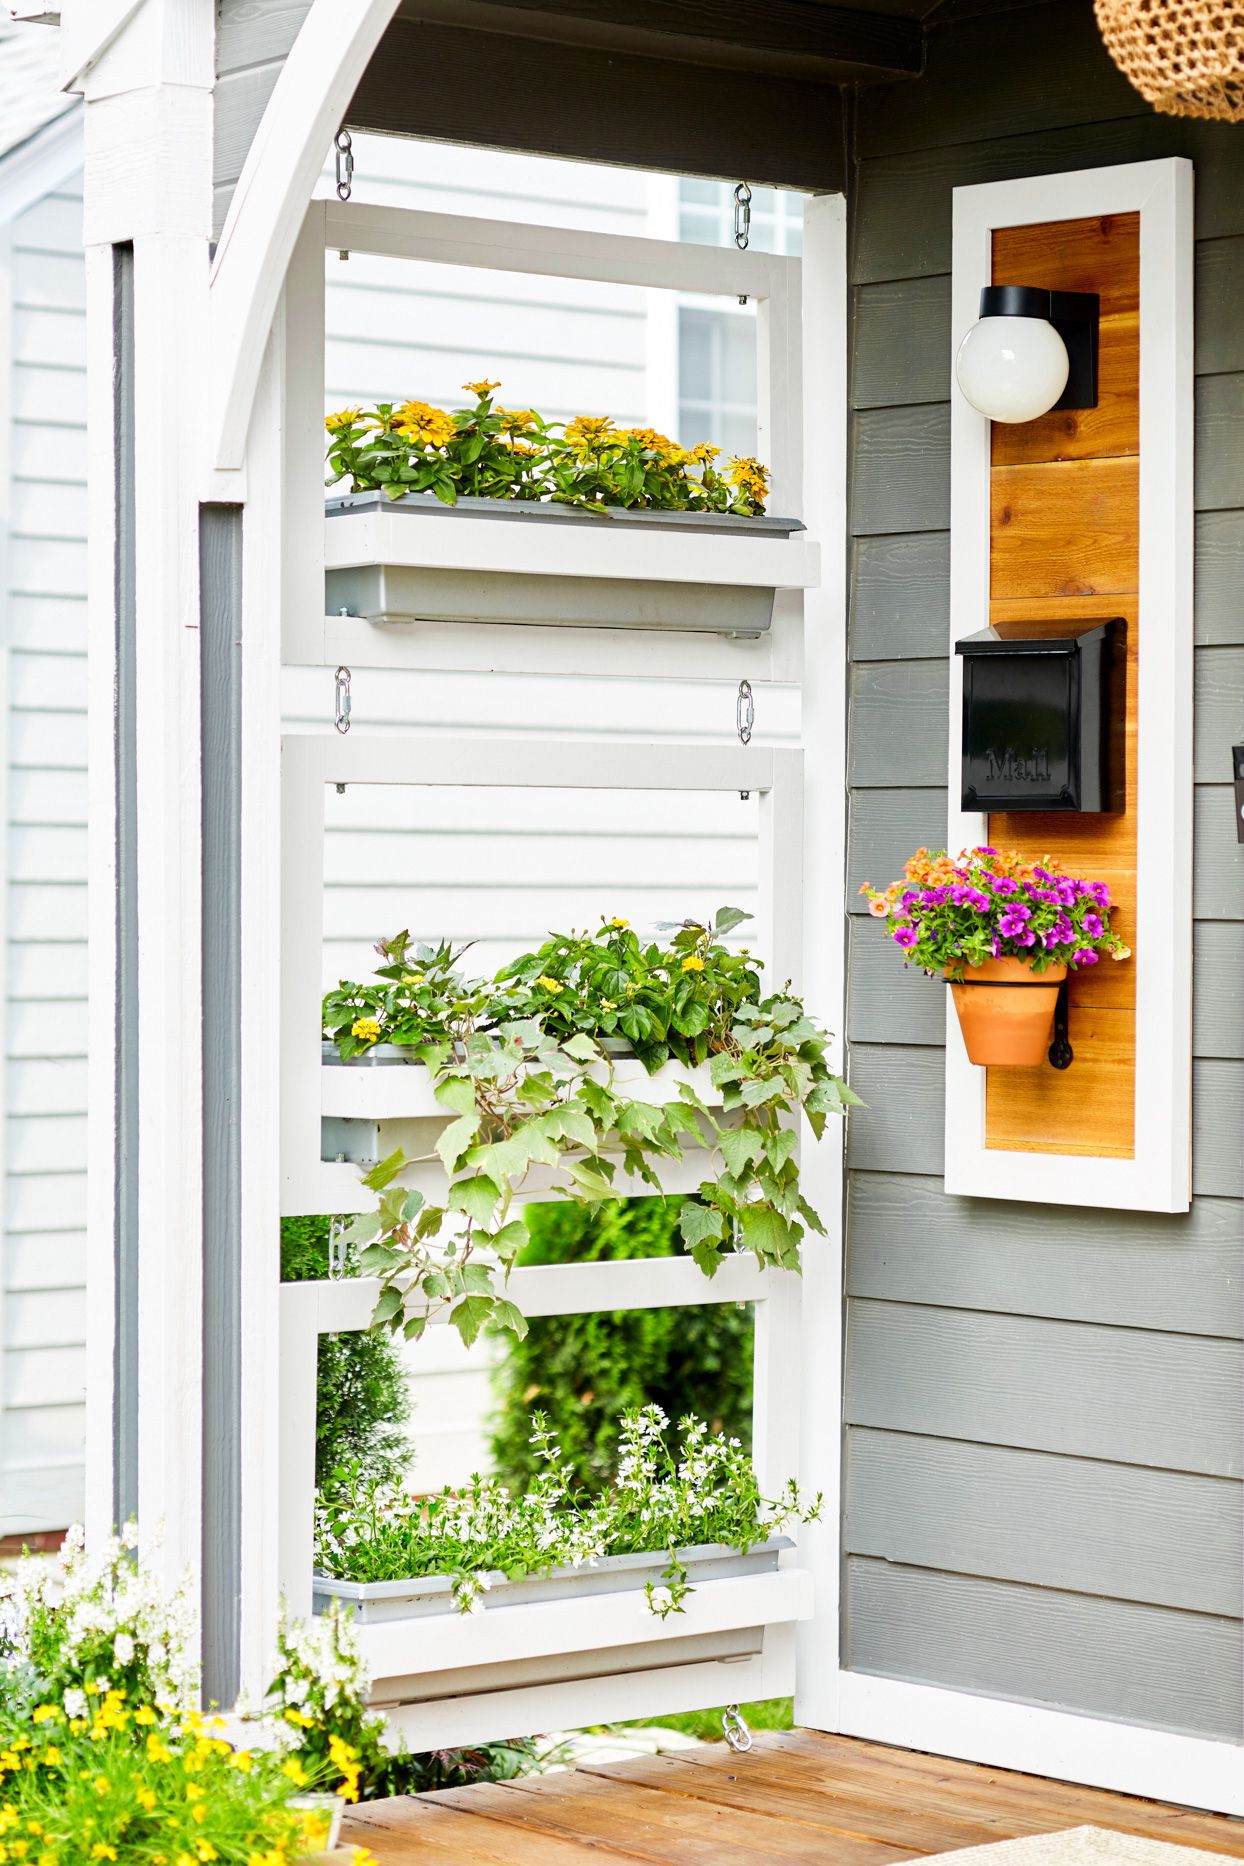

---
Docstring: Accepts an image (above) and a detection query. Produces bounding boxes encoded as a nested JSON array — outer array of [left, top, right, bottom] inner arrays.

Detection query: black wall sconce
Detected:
[[956, 618, 1126, 814], [956, 286, 1100, 423]]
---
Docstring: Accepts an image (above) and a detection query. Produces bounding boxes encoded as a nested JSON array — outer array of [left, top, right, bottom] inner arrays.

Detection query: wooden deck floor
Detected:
[[340, 1730, 1244, 1865]]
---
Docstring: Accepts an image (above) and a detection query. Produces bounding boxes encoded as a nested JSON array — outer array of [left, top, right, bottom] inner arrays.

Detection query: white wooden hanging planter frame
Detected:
[[280, 732, 803, 1217], [280, 200, 815, 681]]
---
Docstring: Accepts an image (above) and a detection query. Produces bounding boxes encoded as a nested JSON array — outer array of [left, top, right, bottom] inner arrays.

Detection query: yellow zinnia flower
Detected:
[[681, 955, 706, 973], [394, 401, 455, 448], [621, 426, 678, 460], [324, 408, 361, 433], [727, 456, 769, 503], [351, 1017, 381, 1044], [496, 407, 536, 434], [564, 414, 615, 452], [689, 442, 720, 465], [463, 378, 501, 396]]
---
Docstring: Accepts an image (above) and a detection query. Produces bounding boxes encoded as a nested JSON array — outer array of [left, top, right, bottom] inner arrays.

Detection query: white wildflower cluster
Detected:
[[0, 1520, 197, 1712], [267, 1597, 373, 1724], [314, 1407, 820, 1621]]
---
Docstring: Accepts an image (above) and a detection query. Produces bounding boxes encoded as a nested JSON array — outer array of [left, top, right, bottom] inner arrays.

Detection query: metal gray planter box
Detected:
[[313, 1535, 791, 1625], [324, 492, 805, 636]]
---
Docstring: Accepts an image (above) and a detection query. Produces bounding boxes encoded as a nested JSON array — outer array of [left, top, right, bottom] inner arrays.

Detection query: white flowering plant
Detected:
[[314, 1406, 819, 1621]]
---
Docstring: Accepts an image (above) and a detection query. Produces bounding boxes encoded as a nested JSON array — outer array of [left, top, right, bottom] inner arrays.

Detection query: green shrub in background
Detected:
[[280, 1215, 411, 1487], [489, 1198, 753, 1493]]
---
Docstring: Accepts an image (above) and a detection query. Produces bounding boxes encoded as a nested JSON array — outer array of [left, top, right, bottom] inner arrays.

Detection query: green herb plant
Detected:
[[326, 910, 860, 1351]]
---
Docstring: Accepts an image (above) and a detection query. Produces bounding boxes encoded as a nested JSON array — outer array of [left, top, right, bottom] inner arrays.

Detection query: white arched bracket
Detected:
[[205, 0, 399, 485]]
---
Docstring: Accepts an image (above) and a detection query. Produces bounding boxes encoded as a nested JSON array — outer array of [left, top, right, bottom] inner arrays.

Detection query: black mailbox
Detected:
[[955, 618, 1126, 814]]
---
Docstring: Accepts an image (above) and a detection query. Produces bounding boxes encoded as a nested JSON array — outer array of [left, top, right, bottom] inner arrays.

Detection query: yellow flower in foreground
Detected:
[[564, 414, 614, 452], [133, 1706, 158, 1727], [621, 426, 678, 460], [536, 975, 565, 994], [394, 400, 454, 448], [728, 455, 769, 503], [324, 408, 361, 433], [689, 441, 720, 465], [496, 407, 536, 434], [92, 1777, 111, 1797], [137, 1789, 157, 1811], [30, 1710, 60, 1727], [681, 955, 706, 973], [351, 1017, 381, 1044], [463, 378, 501, 396], [90, 1848, 117, 1861], [280, 1758, 308, 1788]]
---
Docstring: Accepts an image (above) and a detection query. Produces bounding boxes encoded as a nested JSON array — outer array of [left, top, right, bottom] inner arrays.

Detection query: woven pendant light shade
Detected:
[[1096, 0, 1244, 120]]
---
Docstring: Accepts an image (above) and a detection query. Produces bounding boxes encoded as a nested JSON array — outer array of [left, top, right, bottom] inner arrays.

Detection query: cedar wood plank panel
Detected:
[[844, 0, 1244, 1730]]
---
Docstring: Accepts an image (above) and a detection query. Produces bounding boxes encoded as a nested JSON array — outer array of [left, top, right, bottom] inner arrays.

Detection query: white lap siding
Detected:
[[1, 177, 88, 1538]]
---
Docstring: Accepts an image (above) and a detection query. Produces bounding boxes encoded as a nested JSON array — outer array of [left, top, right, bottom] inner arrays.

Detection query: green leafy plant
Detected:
[[315, 1406, 819, 1620], [328, 909, 859, 1351], [490, 1198, 753, 1494], [325, 380, 770, 515], [281, 1215, 411, 1487]]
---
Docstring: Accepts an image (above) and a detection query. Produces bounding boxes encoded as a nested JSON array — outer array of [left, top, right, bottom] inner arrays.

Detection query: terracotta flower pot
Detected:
[[946, 957, 1067, 1067]]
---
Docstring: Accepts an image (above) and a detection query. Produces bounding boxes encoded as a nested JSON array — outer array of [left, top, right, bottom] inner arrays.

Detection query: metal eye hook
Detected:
[[334, 665, 352, 735], [335, 128, 354, 202], [722, 1703, 752, 1753]]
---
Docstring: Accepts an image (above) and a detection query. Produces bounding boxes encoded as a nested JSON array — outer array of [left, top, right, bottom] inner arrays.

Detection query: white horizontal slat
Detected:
[[7, 1113, 87, 1172], [6, 1171, 86, 1232], [3, 1287, 84, 1351], [11, 363, 86, 428], [8, 943, 87, 996], [3, 1342, 84, 1408], [6, 594, 87, 652], [323, 828, 755, 890], [10, 826, 87, 883], [325, 340, 643, 421], [318, 774, 766, 831], [11, 653, 87, 710], [14, 247, 86, 312], [13, 191, 83, 256], [321, 1055, 719, 1123], [11, 479, 88, 539], [9, 715, 87, 767], [321, 883, 756, 946], [5, 1230, 86, 1292], [327, 250, 649, 318], [12, 307, 86, 370], [7, 535, 88, 598], [359, 1567, 811, 1681], [326, 283, 644, 369], [325, 136, 650, 222], [8, 769, 87, 827], [7, 1059, 87, 1117], [1, 1399, 84, 1464], [10, 424, 88, 485], [8, 884, 86, 941], [0, 1458, 84, 1538]]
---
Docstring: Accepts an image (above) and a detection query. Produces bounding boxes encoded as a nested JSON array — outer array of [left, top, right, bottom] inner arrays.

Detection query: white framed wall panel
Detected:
[[944, 157, 1194, 1214]]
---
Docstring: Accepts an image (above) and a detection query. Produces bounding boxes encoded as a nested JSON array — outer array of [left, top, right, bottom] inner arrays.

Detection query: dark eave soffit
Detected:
[[349, 2, 929, 191]]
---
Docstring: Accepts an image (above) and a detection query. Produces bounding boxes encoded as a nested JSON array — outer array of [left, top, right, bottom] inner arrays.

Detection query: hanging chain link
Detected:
[[736, 678, 754, 746], [334, 665, 352, 735], [335, 128, 354, 202], [722, 1704, 753, 1754], [732, 181, 752, 250], [327, 1217, 351, 1280]]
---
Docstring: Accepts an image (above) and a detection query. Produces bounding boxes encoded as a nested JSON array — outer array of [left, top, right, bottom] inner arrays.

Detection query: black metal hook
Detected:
[[1048, 977, 1073, 1070]]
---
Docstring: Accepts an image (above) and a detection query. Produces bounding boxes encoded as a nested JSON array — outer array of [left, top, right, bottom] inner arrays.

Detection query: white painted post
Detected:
[[79, 1, 215, 1595], [792, 191, 849, 1735]]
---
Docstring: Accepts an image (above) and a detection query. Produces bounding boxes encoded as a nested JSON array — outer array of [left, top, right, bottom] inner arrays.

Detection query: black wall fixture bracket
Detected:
[[978, 285, 1100, 411], [1048, 978, 1074, 1070]]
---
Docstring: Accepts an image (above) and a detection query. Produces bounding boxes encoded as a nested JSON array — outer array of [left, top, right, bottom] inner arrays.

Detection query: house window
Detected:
[[675, 180, 805, 456]]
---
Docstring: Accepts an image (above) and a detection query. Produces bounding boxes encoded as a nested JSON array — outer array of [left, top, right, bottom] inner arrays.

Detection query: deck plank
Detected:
[[340, 1730, 1244, 1866]]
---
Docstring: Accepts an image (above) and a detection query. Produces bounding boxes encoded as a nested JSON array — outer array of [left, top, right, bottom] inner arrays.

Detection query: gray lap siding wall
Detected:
[[842, 0, 1244, 1738]]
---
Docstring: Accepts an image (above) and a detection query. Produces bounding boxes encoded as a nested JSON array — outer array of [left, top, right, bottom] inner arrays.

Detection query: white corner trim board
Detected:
[[945, 157, 1194, 1214]]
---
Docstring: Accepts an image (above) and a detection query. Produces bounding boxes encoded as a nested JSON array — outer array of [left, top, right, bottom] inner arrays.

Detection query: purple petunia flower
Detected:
[[1073, 949, 1099, 965], [1082, 912, 1103, 938], [992, 878, 1019, 898], [1090, 883, 1110, 908], [1056, 882, 1077, 907], [894, 926, 918, 949]]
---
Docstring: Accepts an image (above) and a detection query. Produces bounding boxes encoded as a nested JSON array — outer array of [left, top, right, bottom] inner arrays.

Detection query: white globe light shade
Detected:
[[955, 315, 1070, 424]]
